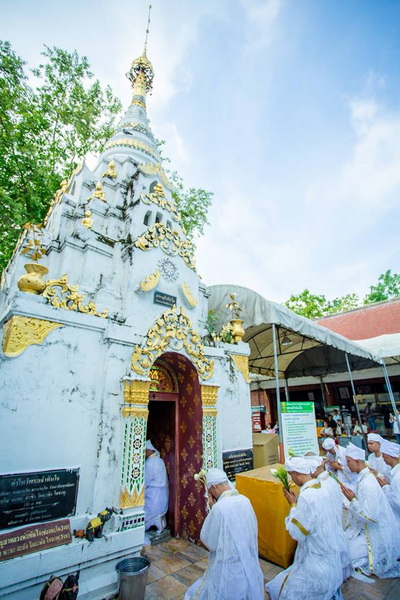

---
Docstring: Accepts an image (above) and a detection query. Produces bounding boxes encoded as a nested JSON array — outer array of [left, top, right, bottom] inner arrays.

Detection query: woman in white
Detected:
[[377, 439, 400, 524], [322, 438, 357, 490], [144, 440, 169, 534]]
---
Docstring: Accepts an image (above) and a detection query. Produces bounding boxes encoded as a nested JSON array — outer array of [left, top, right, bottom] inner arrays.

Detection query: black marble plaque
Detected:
[[153, 291, 177, 308], [223, 449, 253, 481], [0, 468, 79, 530]]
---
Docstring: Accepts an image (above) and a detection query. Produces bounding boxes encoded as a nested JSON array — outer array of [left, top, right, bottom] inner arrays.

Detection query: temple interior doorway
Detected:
[[147, 353, 205, 541]]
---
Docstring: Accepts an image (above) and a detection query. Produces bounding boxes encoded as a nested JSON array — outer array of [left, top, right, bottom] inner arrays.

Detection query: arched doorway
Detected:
[[147, 352, 206, 541]]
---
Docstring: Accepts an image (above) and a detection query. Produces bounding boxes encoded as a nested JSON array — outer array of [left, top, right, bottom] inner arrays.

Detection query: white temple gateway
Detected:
[[0, 46, 254, 599]]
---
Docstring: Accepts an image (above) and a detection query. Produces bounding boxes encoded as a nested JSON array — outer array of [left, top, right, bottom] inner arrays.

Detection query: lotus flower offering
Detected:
[[271, 465, 291, 491]]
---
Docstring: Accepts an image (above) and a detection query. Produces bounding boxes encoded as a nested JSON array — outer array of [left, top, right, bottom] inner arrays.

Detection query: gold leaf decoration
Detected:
[[140, 183, 180, 221], [2, 316, 63, 358], [230, 354, 251, 383], [138, 270, 160, 293], [131, 306, 214, 380], [119, 486, 145, 509], [134, 223, 196, 271], [181, 282, 198, 308], [42, 274, 108, 318]]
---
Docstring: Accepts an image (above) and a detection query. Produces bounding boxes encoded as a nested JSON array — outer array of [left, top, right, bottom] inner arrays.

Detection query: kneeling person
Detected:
[[184, 468, 264, 600]]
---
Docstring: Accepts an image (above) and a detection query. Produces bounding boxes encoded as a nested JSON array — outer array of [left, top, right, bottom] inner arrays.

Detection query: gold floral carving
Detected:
[[137, 163, 173, 190], [134, 223, 196, 271], [42, 275, 108, 318], [201, 385, 219, 406], [230, 354, 251, 383], [138, 270, 160, 293], [104, 138, 158, 160], [44, 180, 69, 225], [119, 487, 145, 509], [140, 184, 180, 222], [131, 306, 214, 380], [181, 282, 197, 308], [2, 316, 63, 358], [123, 379, 152, 405]]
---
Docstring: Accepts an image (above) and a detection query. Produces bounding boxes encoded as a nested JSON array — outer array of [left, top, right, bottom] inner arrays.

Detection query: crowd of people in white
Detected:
[[144, 434, 400, 600]]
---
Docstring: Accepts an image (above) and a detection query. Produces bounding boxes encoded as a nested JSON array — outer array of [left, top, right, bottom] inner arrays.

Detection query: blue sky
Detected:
[[3, 0, 400, 303]]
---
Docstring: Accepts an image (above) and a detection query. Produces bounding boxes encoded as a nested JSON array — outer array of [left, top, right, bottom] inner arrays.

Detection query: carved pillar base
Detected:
[[119, 379, 151, 509], [201, 385, 219, 470]]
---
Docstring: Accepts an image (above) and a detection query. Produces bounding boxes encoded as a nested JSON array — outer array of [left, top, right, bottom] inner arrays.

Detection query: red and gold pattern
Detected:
[[149, 352, 206, 542]]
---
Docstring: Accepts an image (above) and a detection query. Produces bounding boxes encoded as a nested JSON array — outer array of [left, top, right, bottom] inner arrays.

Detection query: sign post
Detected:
[[281, 402, 319, 459]]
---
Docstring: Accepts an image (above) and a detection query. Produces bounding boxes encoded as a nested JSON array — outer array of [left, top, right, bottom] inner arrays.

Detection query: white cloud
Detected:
[[241, 0, 283, 54]]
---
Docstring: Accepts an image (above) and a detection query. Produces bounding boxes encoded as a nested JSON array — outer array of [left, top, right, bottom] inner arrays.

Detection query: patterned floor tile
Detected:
[[146, 574, 188, 600], [171, 563, 206, 587], [152, 553, 191, 575]]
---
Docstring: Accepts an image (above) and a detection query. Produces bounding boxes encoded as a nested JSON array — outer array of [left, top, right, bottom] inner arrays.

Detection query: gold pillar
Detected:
[[201, 385, 219, 470], [119, 379, 151, 509]]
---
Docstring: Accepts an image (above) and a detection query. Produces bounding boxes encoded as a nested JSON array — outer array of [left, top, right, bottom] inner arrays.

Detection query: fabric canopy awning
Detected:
[[207, 284, 380, 378]]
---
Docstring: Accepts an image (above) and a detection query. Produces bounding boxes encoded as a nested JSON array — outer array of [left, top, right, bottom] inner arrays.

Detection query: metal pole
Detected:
[[345, 352, 368, 450], [272, 324, 284, 462], [284, 378, 290, 402], [381, 360, 400, 434], [320, 376, 327, 412]]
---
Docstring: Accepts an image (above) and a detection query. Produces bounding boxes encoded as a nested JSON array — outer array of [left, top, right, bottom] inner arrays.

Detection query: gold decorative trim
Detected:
[[137, 163, 173, 190], [181, 282, 197, 308], [230, 354, 251, 383], [81, 210, 93, 229], [131, 306, 214, 380], [138, 270, 160, 293], [123, 380, 152, 405], [43, 181, 69, 225], [134, 223, 196, 271], [291, 517, 310, 536], [201, 385, 219, 406], [202, 407, 218, 417], [120, 487, 145, 509], [42, 275, 108, 318], [2, 316, 63, 358], [88, 181, 107, 202], [105, 138, 158, 160], [140, 183, 180, 222], [121, 406, 149, 419]]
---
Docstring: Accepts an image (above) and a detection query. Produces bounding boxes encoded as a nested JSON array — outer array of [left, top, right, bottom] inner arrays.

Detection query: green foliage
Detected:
[[156, 140, 213, 239], [0, 41, 122, 273], [285, 289, 329, 319], [285, 271, 400, 319], [364, 270, 400, 304]]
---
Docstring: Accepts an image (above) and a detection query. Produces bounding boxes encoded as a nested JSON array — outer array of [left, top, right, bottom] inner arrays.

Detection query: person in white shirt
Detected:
[[185, 468, 264, 600], [341, 443, 400, 578], [322, 438, 357, 490], [144, 440, 169, 534], [389, 411, 400, 444], [266, 457, 344, 600], [366, 433, 391, 479], [376, 439, 400, 525]]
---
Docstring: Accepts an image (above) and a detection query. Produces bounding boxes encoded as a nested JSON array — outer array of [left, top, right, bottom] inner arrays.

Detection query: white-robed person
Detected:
[[340, 442, 400, 578], [306, 455, 351, 583], [366, 433, 391, 479], [376, 439, 400, 524], [184, 468, 264, 600], [322, 438, 357, 490], [266, 457, 344, 600], [144, 440, 169, 534]]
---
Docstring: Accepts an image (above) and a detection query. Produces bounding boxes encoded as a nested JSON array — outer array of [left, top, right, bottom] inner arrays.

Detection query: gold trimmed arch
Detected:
[[131, 306, 214, 380]]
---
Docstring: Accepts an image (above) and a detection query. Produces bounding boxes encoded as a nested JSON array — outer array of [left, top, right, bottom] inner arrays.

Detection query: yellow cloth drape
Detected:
[[236, 463, 297, 568]]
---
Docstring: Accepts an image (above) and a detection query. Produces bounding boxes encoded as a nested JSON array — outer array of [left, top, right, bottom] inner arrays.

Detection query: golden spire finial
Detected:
[[143, 5, 152, 56]]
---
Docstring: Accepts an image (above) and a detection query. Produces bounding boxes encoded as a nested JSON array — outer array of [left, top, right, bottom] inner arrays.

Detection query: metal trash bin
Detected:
[[116, 556, 150, 600]]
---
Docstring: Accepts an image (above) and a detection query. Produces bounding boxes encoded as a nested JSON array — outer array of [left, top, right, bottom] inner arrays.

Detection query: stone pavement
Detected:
[[140, 538, 400, 600]]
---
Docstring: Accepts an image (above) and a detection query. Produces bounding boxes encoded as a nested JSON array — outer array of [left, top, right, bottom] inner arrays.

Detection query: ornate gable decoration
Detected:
[[134, 223, 196, 271], [131, 306, 213, 380], [140, 183, 180, 222]]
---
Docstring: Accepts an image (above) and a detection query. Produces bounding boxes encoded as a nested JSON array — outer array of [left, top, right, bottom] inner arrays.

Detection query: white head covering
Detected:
[[345, 442, 365, 461], [206, 468, 229, 488], [303, 454, 324, 473], [367, 433, 383, 443], [145, 440, 159, 456], [322, 438, 335, 451], [285, 457, 313, 475], [380, 439, 400, 458]]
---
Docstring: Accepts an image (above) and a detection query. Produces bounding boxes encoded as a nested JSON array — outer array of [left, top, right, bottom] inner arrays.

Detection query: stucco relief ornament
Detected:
[[131, 306, 214, 380], [17, 223, 49, 294], [134, 223, 196, 271], [42, 275, 108, 318], [157, 258, 179, 282], [140, 183, 180, 222]]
